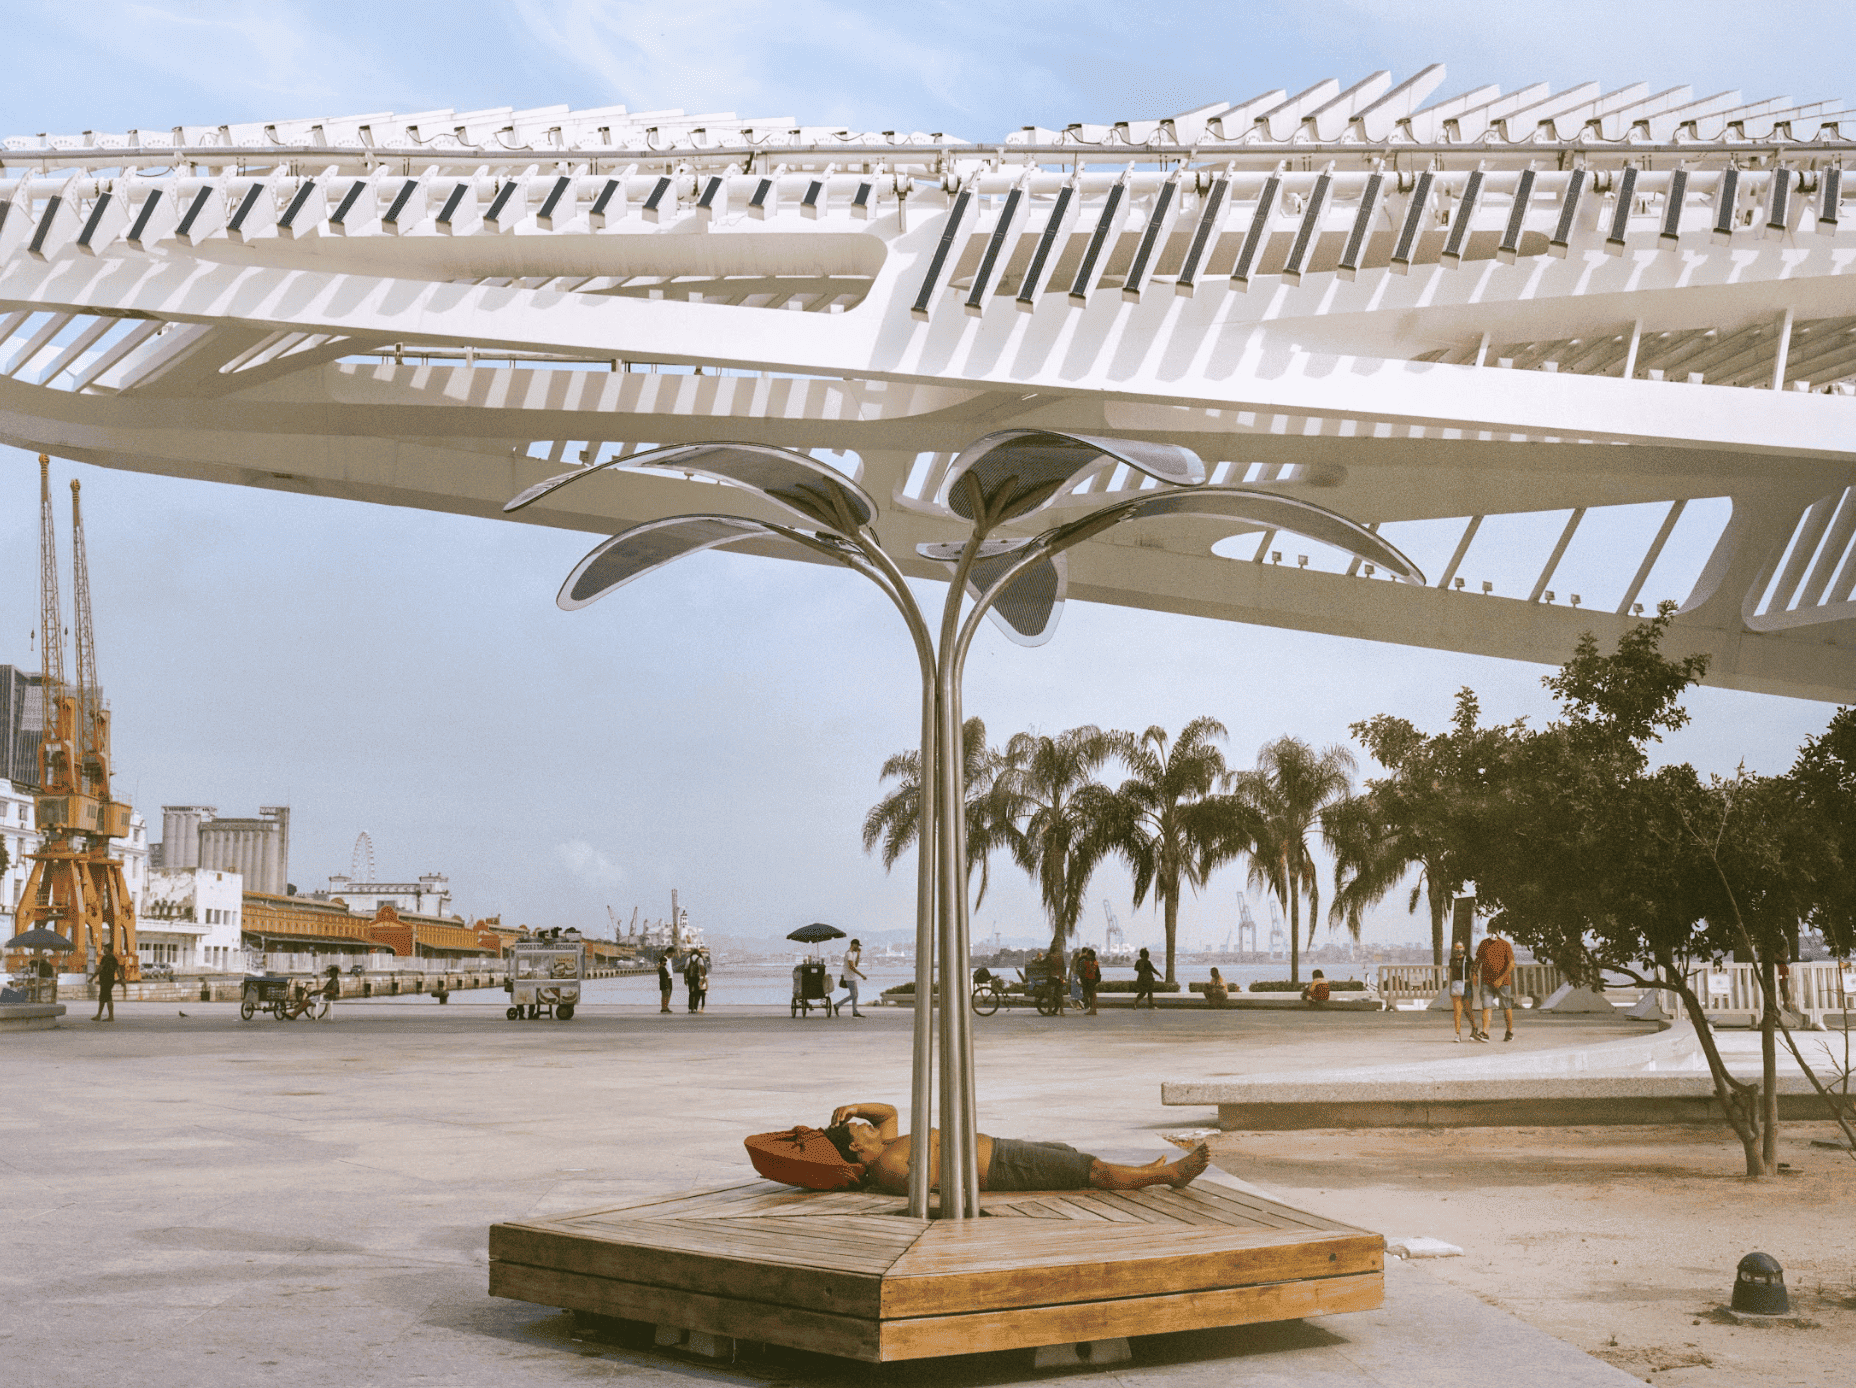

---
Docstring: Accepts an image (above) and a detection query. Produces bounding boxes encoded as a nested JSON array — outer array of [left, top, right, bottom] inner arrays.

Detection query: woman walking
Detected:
[[1448, 940, 1474, 1041]]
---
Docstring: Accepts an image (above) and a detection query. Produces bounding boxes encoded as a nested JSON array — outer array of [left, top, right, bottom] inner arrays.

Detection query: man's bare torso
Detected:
[[868, 1131, 996, 1193]]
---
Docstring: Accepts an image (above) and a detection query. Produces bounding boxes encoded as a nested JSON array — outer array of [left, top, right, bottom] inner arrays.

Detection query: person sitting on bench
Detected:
[[821, 1102, 1209, 1193]]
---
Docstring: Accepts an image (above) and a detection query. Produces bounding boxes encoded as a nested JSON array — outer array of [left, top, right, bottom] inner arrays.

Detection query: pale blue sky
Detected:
[[1, 1, 1847, 950]]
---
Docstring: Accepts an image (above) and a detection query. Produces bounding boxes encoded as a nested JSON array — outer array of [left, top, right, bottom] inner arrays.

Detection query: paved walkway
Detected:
[[4, 1000, 1651, 1386]]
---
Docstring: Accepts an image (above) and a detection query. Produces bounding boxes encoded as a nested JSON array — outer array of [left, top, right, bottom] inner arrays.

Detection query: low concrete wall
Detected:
[[1203, 1076, 1846, 1129], [0, 1003, 65, 1031], [1162, 1023, 1855, 1129], [884, 991, 1380, 1012]]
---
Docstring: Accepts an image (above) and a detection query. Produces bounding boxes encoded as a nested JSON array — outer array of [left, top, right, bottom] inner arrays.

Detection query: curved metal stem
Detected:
[[852, 538, 940, 1221], [934, 529, 984, 1218]]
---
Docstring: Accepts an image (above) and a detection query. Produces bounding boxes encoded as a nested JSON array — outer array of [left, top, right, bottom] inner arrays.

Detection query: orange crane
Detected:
[[15, 457, 140, 979]]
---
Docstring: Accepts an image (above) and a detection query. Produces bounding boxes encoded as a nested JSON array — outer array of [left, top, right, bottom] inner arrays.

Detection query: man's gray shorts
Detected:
[[986, 1138, 1097, 1191], [1479, 982, 1514, 1009]]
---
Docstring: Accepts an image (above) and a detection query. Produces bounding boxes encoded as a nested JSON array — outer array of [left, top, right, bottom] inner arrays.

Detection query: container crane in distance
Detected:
[[15, 457, 140, 979]]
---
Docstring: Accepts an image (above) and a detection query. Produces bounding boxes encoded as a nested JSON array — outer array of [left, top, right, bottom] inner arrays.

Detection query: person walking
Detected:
[[1078, 948, 1102, 1015], [657, 954, 674, 1013], [1447, 940, 1473, 1041], [1475, 929, 1517, 1042], [839, 938, 867, 1017], [92, 948, 120, 1022], [1133, 947, 1159, 1009]]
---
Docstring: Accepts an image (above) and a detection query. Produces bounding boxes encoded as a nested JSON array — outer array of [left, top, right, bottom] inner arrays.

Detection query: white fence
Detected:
[[245, 951, 496, 976], [1375, 962, 1566, 1008], [1685, 960, 1856, 1027]]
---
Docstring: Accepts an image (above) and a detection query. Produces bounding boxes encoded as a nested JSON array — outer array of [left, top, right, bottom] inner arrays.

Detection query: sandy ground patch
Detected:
[[1199, 1123, 1856, 1387]]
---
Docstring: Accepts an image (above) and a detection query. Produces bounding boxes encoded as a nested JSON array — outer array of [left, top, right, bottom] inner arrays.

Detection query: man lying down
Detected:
[[823, 1102, 1210, 1193]]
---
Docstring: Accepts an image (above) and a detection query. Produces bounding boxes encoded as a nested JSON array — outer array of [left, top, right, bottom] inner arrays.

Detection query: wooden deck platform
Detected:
[[489, 1179, 1383, 1362]]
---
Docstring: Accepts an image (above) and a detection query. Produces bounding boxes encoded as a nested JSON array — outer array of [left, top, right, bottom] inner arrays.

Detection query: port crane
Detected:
[[1101, 898, 1126, 958], [15, 459, 140, 977], [1235, 895, 1259, 955]]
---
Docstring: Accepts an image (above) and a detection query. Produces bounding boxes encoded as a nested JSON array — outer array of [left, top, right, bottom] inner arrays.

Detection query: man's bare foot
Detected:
[[1169, 1143, 1210, 1188], [1089, 1145, 1212, 1191]]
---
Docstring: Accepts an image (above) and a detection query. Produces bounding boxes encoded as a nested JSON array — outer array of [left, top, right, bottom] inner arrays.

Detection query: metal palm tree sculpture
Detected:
[[506, 429, 1423, 1219]]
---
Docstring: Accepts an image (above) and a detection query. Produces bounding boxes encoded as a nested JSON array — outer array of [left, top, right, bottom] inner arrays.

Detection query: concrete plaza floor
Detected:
[[4, 998, 1655, 1386]]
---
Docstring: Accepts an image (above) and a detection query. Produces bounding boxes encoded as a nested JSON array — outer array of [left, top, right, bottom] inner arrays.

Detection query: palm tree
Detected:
[[994, 725, 1121, 955], [862, 716, 1009, 907], [1232, 736, 1356, 983], [1105, 717, 1259, 984]]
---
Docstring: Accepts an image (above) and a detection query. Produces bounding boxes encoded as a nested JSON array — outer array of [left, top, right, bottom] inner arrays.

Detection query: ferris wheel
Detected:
[[350, 830, 375, 883]]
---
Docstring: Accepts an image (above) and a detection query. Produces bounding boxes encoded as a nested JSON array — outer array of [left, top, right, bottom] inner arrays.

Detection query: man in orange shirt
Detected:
[[1474, 931, 1517, 1042]]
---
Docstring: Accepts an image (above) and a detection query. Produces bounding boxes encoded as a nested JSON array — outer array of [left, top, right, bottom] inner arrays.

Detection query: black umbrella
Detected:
[[6, 927, 74, 952], [786, 922, 846, 944]]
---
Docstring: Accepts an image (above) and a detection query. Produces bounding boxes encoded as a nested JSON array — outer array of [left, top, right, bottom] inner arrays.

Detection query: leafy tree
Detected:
[[1104, 717, 1259, 984], [994, 725, 1121, 956], [1406, 604, 1827, 1176], [1231, 736, 1356, 983], [861, 715, 1009, 907], [1333, 701, 1484, 960], [1787, 707, 1856, 957]]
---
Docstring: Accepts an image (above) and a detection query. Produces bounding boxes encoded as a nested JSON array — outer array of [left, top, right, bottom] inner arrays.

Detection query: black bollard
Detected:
[[1731, 1252, 1789, 1315]]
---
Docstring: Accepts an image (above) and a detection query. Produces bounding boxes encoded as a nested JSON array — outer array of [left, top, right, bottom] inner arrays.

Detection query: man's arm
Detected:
[[829, 1102, 899, 1140]]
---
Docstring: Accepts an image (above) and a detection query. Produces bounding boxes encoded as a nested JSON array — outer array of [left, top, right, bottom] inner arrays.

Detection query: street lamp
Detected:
[[507, 431, 1423, 1219]]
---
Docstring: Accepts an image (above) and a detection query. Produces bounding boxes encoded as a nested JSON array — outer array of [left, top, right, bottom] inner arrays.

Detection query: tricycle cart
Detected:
[[505, 933, 583, 1021], [240, 973, 318, 1021]]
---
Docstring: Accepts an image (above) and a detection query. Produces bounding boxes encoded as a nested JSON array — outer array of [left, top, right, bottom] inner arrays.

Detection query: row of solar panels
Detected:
[[1015, 73, 1856, 149], [6, 73, 1853, 161], [0, 161, 1843, 270], [0, 165, 937, 260], [909, 164, 1846, 318]]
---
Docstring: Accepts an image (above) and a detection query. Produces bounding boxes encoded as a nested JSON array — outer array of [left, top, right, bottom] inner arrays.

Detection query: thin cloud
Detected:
[[507, 0, 1075, 132], [555, 838, 627, 887]]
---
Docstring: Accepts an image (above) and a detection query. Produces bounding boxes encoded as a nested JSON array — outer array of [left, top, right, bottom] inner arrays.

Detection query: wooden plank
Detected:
[[554, 1184, 794, 1226], [1084, 1191, 1184, 1225], [742, 1192, 909, 1218], [489, 1223, 890, 1314], [560, 1182, 779, 1218], [1117, 1187, 1246, 1227], [877, 1271, 1384, 1361], [1006, 1199, 1072, 1219], [1180, 1184, 1352, 1231], [625, 1220, 906, 1274], [896, 1220, 1317, 1260], [882, 1223, 1372, 1282], [1126, 1186, 1311, 1230], [489, 1260, 881, 1363], [1039, 1196, 1116, 1222], [882, 1232, 1383, 1317]]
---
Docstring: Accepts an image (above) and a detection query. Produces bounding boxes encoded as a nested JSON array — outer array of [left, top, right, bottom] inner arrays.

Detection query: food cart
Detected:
[[787, 921, 844, 1018], [506, 930, 584, 1021]]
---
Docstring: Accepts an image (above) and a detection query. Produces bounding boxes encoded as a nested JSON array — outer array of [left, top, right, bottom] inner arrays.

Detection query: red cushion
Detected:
[[745, 1126, 865, 1190]]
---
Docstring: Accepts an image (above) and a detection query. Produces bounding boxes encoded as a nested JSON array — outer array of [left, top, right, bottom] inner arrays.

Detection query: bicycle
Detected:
[[971, 970, 1008, 1016], [1033, 974, 1075, 1017]]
